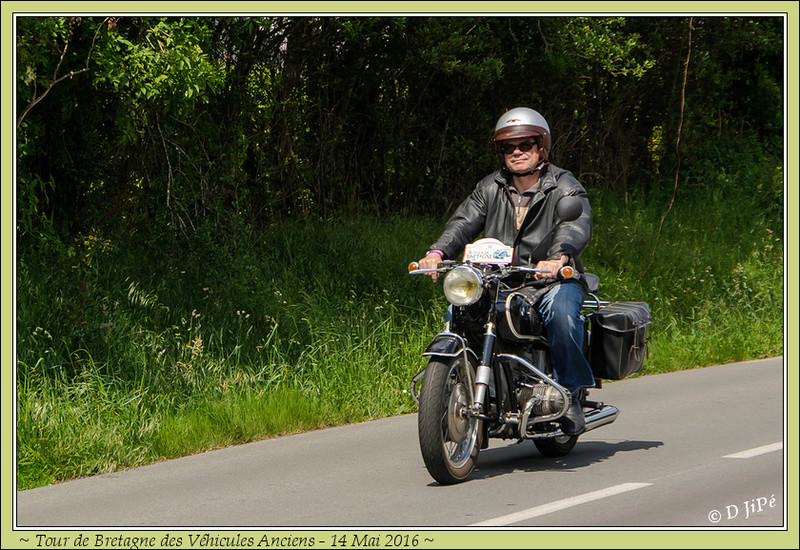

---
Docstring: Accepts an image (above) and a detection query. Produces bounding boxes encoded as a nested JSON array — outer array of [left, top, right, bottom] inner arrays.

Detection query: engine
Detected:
[[516, 382, 566, 415]]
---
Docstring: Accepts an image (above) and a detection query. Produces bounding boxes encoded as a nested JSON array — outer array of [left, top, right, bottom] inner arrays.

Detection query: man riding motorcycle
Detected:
[[416, 107, 595, 435]]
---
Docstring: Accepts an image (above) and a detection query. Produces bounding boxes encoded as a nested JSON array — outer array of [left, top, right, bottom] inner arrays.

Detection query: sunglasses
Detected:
[[498, 141, 537, 155]]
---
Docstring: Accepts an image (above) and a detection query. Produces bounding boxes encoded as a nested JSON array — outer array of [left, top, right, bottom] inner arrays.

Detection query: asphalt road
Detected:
[[16, 357, 786, 528]]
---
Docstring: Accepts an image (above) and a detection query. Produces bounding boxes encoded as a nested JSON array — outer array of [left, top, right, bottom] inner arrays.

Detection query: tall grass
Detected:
[[16, 153, 783, 489], [585, 146, 783, 371], [16, 216, 446, 489]]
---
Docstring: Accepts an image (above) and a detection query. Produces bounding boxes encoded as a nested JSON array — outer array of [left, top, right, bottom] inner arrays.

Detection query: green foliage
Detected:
[[15, 15, 783, 233], [556, 17, 655, 78], [15, 17, 84, 109], [93, 18, 223, 110]]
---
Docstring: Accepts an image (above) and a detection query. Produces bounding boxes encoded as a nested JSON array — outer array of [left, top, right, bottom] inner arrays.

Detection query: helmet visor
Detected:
[[494, 124, 548, 142]]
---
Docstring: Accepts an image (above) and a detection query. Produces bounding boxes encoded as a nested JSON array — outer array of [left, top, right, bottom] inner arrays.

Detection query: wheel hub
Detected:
[[447, 382, 471, 441]]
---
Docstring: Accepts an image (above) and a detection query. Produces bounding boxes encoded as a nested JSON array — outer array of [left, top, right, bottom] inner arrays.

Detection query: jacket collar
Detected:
[[496, 163, 556, 192]]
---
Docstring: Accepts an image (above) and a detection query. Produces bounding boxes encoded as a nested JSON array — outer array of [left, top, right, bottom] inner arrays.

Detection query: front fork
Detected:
[[471, 322, 497, 413]]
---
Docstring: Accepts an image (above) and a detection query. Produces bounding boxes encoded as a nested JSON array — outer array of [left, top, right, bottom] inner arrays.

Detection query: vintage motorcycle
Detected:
[[408, 197, 651, 484]]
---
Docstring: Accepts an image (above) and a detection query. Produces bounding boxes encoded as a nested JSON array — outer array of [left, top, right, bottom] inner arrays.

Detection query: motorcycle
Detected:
[[408, 196, 651, 484]]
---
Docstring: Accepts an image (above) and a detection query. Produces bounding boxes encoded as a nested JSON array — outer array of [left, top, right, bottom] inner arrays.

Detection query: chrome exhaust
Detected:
[[525, 404, 619, 439], [583, 405, 620, 432]]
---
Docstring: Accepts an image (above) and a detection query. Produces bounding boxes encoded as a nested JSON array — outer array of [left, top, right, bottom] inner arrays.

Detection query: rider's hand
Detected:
[[534, 255, 569, 280], [419, 251, 444, 282]]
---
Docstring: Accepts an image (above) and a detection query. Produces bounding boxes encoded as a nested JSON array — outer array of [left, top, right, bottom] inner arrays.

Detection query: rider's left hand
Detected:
[[534, 255, 569, 280]]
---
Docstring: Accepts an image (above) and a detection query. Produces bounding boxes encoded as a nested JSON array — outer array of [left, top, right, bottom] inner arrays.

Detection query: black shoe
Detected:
[[561, 397, 586, 436]]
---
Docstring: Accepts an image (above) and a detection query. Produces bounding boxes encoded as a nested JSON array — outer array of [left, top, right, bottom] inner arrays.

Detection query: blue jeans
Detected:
[[537, 281, 595, 394]]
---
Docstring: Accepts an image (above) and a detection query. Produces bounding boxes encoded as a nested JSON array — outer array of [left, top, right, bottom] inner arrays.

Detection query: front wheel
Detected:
[[417, 356, 482, 484]]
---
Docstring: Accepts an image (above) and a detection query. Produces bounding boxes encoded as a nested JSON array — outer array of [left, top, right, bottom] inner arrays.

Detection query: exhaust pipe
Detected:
[[583, 405, 619, 432], [524, 404, 620, 439]]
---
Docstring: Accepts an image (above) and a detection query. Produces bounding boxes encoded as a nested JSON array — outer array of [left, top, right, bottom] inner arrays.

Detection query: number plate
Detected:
[[463, 238, 514, 264]]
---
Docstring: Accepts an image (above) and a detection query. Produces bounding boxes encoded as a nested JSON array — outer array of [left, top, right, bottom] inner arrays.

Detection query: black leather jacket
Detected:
[[430, 164, 592, 273]]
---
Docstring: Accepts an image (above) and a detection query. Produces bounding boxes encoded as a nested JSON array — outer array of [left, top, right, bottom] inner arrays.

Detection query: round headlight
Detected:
[[443, 266, 484, 306]]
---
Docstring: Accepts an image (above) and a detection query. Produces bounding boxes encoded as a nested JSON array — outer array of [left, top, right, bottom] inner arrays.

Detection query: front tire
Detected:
[[417, 356, 481, 484]]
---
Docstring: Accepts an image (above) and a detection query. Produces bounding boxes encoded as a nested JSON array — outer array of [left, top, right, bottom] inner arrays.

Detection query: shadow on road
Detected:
[[464, 439, 665, 482]]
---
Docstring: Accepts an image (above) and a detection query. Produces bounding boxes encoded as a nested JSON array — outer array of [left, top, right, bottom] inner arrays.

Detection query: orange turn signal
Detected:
[[408, 262, 420, 272], [559, 265, 575, 278]]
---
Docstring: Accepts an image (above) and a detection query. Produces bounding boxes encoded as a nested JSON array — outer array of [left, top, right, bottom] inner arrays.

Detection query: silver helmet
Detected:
[[493, 107, 552, 154]]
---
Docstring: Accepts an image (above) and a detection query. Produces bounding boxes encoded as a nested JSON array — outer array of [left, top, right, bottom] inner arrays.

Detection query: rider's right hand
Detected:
[[418, 251, 444, 282]]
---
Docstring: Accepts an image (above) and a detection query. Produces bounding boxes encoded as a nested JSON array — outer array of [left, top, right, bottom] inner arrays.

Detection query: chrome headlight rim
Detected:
[[443, 265, 484, 306]]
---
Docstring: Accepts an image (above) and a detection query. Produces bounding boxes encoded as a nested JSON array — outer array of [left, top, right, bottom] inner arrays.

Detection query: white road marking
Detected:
[[723, 442, 783, 459], [468, 482, 652, 527]]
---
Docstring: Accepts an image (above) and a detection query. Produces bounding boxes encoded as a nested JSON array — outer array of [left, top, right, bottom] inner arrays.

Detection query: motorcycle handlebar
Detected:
[[408, 261, 576, 280]]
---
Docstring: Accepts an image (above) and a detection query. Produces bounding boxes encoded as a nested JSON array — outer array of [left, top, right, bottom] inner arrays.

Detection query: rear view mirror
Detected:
[[556, 195, 583, 222]]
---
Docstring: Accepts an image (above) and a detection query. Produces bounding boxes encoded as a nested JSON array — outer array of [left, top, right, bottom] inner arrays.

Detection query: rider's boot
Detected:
[[561, 389, 586, 436]]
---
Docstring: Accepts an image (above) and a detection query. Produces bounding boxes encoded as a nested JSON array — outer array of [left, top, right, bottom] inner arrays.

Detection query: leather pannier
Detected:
[[589, 302, 652, 380]]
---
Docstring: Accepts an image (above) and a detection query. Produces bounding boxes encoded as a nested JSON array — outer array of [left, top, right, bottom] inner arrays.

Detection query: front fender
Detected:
[[422, 333, 479, 362], [409, 333, 479, 405]]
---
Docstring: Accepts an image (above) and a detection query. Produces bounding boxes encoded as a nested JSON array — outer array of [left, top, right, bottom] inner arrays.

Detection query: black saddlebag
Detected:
[[589, 302, 652, 380]]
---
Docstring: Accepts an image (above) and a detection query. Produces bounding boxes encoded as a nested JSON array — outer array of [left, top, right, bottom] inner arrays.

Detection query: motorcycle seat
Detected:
[[583, 273, 600, 293]]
